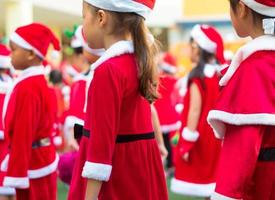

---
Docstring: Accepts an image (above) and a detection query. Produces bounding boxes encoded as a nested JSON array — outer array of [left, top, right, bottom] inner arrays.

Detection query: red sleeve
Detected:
[[82, 63, 123, 181], [3, 89, 39, 189], [212, 125, 264, 199]]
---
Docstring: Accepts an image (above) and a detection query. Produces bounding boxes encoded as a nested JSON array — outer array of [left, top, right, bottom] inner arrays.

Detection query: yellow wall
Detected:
[[183, 0, 229, 17]]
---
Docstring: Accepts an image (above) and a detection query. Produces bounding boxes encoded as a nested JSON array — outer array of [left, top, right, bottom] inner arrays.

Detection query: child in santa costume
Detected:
[[59, 25, 103, 186], [171, 24, 225, 198], [68, 0, 168, 199], [0, 44, 15, 200], [207, 0, 275, 199], [1, 23, 60, 200], [154, 52, 181, 172]]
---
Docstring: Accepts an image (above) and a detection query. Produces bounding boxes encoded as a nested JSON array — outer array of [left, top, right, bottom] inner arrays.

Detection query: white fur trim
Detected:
[[84, 0, 152, 18], [3, 177, 29, 189], [0, 55, 11, 69], [0, 82, 12, 94], [263, 18, 275, 35], [0, 187, 15, 195], [191, 25, 217, 54], [241, 0, 275, 17], [90, 40, 134, 71], [161, 121, 181, 133], [10, 32, 44, 58], [204, 64, 218, 78], [82, 161, 112, 181], [0, 130, 4, 140], [2, 66, 45, 126], [64, 116, 84, 139], [171, 178, 215, 197], [1, 154, 9, 172], [28, 154, 59, 179], [181, 127, 200, 142], [53, 136, 63, 146], [208, 110, 275, 139], [160, 63, 177, 74], [211, 192, 241, 200], [220, 35, 275, 86]]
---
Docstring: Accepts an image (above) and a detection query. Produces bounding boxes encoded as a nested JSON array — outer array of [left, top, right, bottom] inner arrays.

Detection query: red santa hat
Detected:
[[0, 44, 11, 69], [10, 23, 60, 59], [241, 0, 275, 16], [72, 25, 105, 56], [160, 52, 177, 74], [191, 24, 226, 65], [84, 0, 155, 19]]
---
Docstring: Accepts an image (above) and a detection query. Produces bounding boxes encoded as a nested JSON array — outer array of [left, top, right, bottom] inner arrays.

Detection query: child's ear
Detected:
[[238, 1, 249, 19], [27, 50, 37, 61], [97, 10, 107, 27]]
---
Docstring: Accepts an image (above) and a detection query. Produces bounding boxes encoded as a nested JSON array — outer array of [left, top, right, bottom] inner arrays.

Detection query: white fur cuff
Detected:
[[182, 127, 199, 142], [82, 161, 112, 182], [3, 176, 29, 189]]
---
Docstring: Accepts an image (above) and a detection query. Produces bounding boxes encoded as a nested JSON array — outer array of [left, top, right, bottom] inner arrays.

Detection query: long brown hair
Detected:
[[91, 6, 160, 103]]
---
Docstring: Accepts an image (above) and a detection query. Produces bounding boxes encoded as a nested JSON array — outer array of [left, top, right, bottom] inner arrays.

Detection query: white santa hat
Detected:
[[84, 0, 156, 19], [10, 23, 60, 59], [191, 24, 226, 65], [0, 44, 11, 69], [71, 25, 105, 57], [241, 0, 275, 16]]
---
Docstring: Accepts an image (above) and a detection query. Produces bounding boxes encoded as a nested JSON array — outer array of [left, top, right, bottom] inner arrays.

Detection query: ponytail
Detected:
[[129, 17, 159, 103]]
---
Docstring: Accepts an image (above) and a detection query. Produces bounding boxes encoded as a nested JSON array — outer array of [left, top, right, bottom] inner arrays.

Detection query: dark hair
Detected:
[[229, 0, 273, 23], [49, 69, 63, 85], [188, 38, 215, 88], [90, 7, 159, 103], [73, 47, 83, 55]]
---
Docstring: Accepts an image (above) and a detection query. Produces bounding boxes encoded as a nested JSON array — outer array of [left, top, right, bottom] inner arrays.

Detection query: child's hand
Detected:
[[158, 144, 168, 161], [68, 138, 79, 151]]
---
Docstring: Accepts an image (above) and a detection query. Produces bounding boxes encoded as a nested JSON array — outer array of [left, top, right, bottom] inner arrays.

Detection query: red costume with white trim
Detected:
[[172, 64, 221, 197], [0, 23, 60, 200], [0, 44, 15, 196], [171, 24, 224, 197], [208, 35, 275, 200], [68, 40, 168, 200]]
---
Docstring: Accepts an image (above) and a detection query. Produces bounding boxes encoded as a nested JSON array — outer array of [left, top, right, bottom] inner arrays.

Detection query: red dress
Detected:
[[1, 66, 58, 200], [208, 35, 275, 200], [0, 74, 15, 195], [68, 41, 168, 200], [171, 64, 221, 197]]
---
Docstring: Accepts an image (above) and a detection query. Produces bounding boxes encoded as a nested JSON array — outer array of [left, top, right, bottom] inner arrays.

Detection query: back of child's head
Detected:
[[10, 23, 60, 60], [83, 0, 159, 103], [229, 0, 275, 35], [49, 69, 63, 85]]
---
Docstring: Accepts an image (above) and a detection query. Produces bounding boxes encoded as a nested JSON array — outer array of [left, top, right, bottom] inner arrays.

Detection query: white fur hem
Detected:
[[171, 178, 215, 197], [3, 177, 29, 189], [161, 121, 181, 133], [82, 161, 112, 181], [181, 127, 200, 142], [191, 25, 217, 54], [211, 192, 241, 200], [0, 186, 15, 195], [84, 0, 152, 18], [241, 0, 275, 17], [207, 110, 275, 139], [28, 154, 59, 179], [220, 35, 275, 86]]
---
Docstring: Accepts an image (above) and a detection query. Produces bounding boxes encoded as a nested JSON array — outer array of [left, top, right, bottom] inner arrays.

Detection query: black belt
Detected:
[[258, 147, 275, 161], [74, 124, 155, 143], [32, 137, 51, 149]]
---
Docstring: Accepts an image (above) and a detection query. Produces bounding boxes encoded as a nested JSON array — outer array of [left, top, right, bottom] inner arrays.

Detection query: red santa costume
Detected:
[[207, 1, 275, 199], [0, 44, 15, 196], [171, 25, 224, 197], [68, 1, 168, 199], [0, 23, 60, 200], [154, 53, 181, 168]]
